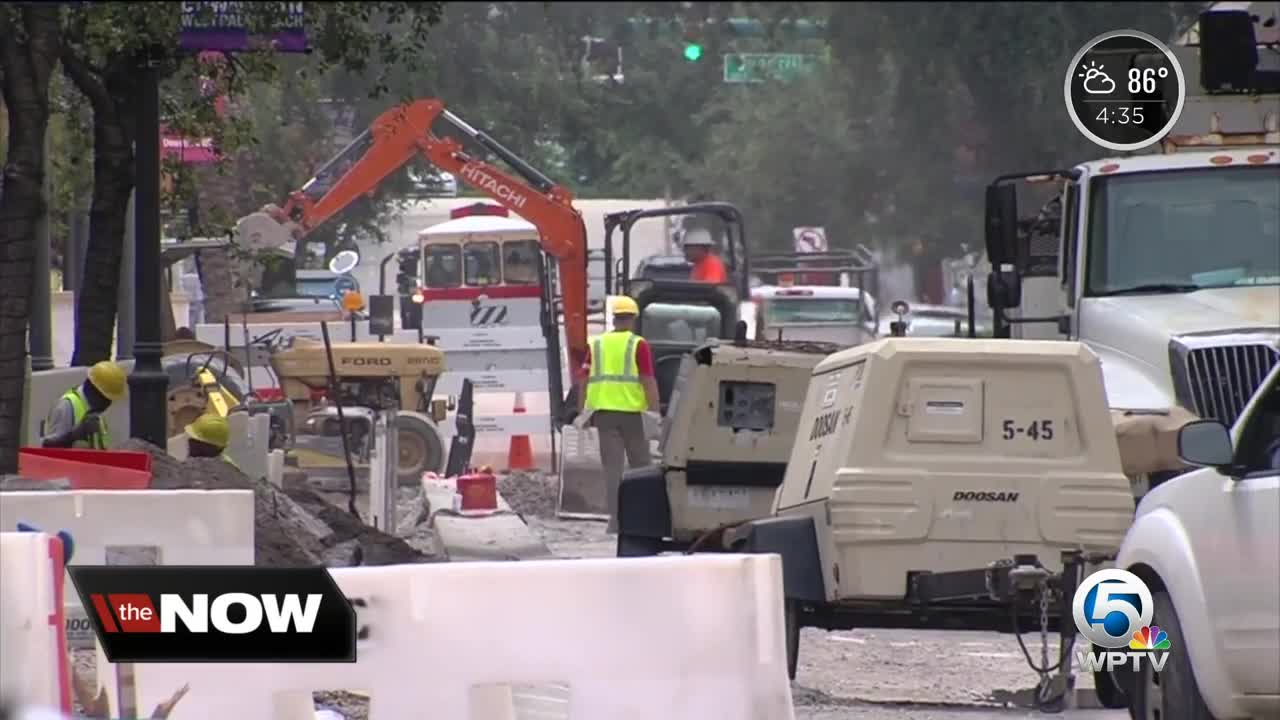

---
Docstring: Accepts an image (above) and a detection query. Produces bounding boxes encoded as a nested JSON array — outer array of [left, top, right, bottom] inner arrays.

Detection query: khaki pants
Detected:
[[591, 410, 653, 533]]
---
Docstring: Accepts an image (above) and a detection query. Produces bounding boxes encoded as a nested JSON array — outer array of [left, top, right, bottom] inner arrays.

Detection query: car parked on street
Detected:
[[1110, 362, 1280, 719]]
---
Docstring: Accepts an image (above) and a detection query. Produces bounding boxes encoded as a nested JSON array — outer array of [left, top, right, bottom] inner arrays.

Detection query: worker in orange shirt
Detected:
[[682, 228, 729, 284]]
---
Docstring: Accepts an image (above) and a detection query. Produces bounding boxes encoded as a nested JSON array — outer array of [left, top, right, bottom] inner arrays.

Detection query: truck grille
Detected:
[[1184, 344, 1280, 426]]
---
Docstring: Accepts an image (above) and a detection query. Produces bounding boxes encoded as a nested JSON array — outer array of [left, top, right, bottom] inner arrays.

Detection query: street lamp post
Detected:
[[129, 46, 170, 446]]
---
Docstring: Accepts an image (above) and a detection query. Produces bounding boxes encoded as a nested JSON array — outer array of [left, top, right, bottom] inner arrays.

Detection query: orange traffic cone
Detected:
[[506, 391, 535, 471]]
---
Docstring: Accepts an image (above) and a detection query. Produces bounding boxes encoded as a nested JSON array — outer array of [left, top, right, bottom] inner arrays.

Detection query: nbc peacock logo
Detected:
[[1129, 625, 1171, 651]]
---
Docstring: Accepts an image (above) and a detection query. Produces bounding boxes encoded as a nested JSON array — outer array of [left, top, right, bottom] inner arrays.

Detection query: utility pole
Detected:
[[128, 47, 168, 446]]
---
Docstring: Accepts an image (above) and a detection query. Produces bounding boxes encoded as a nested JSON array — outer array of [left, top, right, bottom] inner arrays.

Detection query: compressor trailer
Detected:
[[736, 336, 1137, 710]]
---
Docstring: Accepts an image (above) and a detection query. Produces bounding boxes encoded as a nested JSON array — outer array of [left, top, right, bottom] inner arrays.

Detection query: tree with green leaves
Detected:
[[56, 1, 445, 363]]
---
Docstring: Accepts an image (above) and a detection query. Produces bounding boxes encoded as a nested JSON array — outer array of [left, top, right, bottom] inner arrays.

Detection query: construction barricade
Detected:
[[0, 490, 255, 650], [18, 447, 153, 490], [0, 531, 73, 715], [103, 554, 795, 720]]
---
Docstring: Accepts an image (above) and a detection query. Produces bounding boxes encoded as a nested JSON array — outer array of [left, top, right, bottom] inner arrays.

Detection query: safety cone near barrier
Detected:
[[506, 392, 534, 471]]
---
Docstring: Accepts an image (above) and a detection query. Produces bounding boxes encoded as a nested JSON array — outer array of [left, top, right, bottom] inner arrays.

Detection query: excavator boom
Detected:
[[275, 98, 590, 382]]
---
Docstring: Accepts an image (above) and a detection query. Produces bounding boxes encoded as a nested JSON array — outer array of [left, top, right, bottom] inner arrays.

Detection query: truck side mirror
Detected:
[[1177, 419, 1234, 469], [984, 184, 1018, 267]]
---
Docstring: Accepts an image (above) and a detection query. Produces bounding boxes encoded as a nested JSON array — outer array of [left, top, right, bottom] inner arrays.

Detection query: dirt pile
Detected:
[[284, 484, 439, 566], [117, 439, 438, 567], [498, 471, 559, 519]]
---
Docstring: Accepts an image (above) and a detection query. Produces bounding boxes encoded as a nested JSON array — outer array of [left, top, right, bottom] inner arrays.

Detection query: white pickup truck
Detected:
[[1111, 362, 1279, 719]]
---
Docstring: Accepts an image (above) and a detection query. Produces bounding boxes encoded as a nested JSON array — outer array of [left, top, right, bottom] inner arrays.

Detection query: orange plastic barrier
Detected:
[[17, 448, 153, 490]]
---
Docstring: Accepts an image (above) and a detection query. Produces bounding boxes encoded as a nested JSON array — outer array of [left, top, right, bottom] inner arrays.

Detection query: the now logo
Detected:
[[70, 566, 356, 663], [89, 592, 323, 634]]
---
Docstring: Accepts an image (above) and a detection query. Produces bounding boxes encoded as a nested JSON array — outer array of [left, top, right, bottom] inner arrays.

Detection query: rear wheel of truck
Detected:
[[395, 413, 444, 485], [785, 599, 800, 681], [1129, 590, 1214, 720]]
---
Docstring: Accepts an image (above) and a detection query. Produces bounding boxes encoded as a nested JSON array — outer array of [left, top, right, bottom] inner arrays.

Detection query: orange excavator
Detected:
[[241, 98, 591, 389]]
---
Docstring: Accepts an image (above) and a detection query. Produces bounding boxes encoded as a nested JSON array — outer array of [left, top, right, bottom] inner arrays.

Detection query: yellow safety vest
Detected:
[[585, 331, 647, 413], [58, 388, 110, 450]]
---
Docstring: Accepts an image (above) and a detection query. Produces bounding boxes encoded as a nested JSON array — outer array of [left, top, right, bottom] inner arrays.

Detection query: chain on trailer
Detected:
[[983, 549, 1116, 713]]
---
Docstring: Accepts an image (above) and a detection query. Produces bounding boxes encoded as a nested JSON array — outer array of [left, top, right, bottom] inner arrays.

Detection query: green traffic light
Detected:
[[684, 43, 703, 61]]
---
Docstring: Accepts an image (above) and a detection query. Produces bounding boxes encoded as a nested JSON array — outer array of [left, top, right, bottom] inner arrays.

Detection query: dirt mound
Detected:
[[284, 484, 438, 566], [117, 439, 438, 567], [498, 471, 559, 519]]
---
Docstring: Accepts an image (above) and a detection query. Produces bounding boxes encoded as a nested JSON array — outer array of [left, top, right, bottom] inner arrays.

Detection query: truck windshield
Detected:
[[764, 298, 866, 324], [1086, 166, 1280, 295]]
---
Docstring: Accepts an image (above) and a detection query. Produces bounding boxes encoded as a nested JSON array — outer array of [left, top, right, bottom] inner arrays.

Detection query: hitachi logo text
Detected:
[[459, 164, 528, 209]]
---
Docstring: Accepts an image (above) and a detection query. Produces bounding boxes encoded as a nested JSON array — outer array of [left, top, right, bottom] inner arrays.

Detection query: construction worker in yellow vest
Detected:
[[41, 361, 127, 449], [184, 413, 241, 470], [577, 295, 661, 533]]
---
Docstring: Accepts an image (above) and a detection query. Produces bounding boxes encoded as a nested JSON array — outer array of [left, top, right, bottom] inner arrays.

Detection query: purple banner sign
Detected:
[[179, 1, 308, 54]]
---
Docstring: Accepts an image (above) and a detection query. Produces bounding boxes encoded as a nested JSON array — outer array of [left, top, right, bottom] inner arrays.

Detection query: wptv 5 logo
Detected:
[[67, 566, 356, 662], [1072, 568, 1171, 674]]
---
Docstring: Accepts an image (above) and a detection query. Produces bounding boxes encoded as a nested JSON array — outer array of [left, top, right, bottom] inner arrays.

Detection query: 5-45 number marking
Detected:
[[1002, 419, 1054, 441]]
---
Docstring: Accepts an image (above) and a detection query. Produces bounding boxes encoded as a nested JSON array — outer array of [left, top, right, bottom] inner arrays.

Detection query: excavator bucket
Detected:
[[556, 425, 609, 519]]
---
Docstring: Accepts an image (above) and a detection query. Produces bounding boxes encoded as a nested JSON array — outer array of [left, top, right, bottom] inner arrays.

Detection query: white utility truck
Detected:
[[983, 9, 1280, 493]]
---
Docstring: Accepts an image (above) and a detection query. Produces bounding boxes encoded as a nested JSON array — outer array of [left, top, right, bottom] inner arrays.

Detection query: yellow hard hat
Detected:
[[87, 361, 128, 401], [185, 414, 230, 449], [608, 295, 639, 316]]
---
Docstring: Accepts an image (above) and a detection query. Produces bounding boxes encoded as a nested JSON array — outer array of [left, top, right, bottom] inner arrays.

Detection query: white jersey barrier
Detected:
[[0, 531, 72, 715], [0, 490, 255, 650], [104, 554, 795, 720]]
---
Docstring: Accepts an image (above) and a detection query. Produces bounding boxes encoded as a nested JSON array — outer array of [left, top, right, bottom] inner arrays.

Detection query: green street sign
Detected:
[[722, 53, 818, 83]]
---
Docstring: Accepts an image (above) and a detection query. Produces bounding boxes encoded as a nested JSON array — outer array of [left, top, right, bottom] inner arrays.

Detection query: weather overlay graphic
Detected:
[[1063, 29, 1186, 152], [1072, 569, 1171, 674], [1130, 625, 1172, 651]]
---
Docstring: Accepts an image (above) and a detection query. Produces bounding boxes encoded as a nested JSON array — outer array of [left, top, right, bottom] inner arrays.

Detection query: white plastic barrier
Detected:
[[0, 490, 255, 649], [107, 554, 795, 720], [0, 532, 72, 715]]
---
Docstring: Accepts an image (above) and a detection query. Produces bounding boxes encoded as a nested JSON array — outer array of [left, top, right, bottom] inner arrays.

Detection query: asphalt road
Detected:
[[529, 517, 1130, 720]]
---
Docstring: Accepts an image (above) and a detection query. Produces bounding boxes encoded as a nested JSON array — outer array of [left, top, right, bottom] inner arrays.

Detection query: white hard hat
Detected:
[[682, 228, 715, 248]]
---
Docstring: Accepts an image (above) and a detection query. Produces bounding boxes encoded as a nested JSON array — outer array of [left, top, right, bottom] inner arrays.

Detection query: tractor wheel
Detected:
[[394, 413, 444, 485]]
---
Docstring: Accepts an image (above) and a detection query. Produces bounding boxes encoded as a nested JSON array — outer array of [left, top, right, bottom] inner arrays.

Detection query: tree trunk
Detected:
[[63, 57, 138, 366], [0, 5, 62, 472], [191, 163, 251, 324]]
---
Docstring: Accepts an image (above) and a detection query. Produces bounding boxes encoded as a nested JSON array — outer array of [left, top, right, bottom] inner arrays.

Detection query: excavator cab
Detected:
[[602, 203, 751, 412]]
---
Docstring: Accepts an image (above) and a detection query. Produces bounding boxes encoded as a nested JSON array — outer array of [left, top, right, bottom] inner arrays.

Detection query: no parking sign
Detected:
[[793, 227, 827, 253]]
